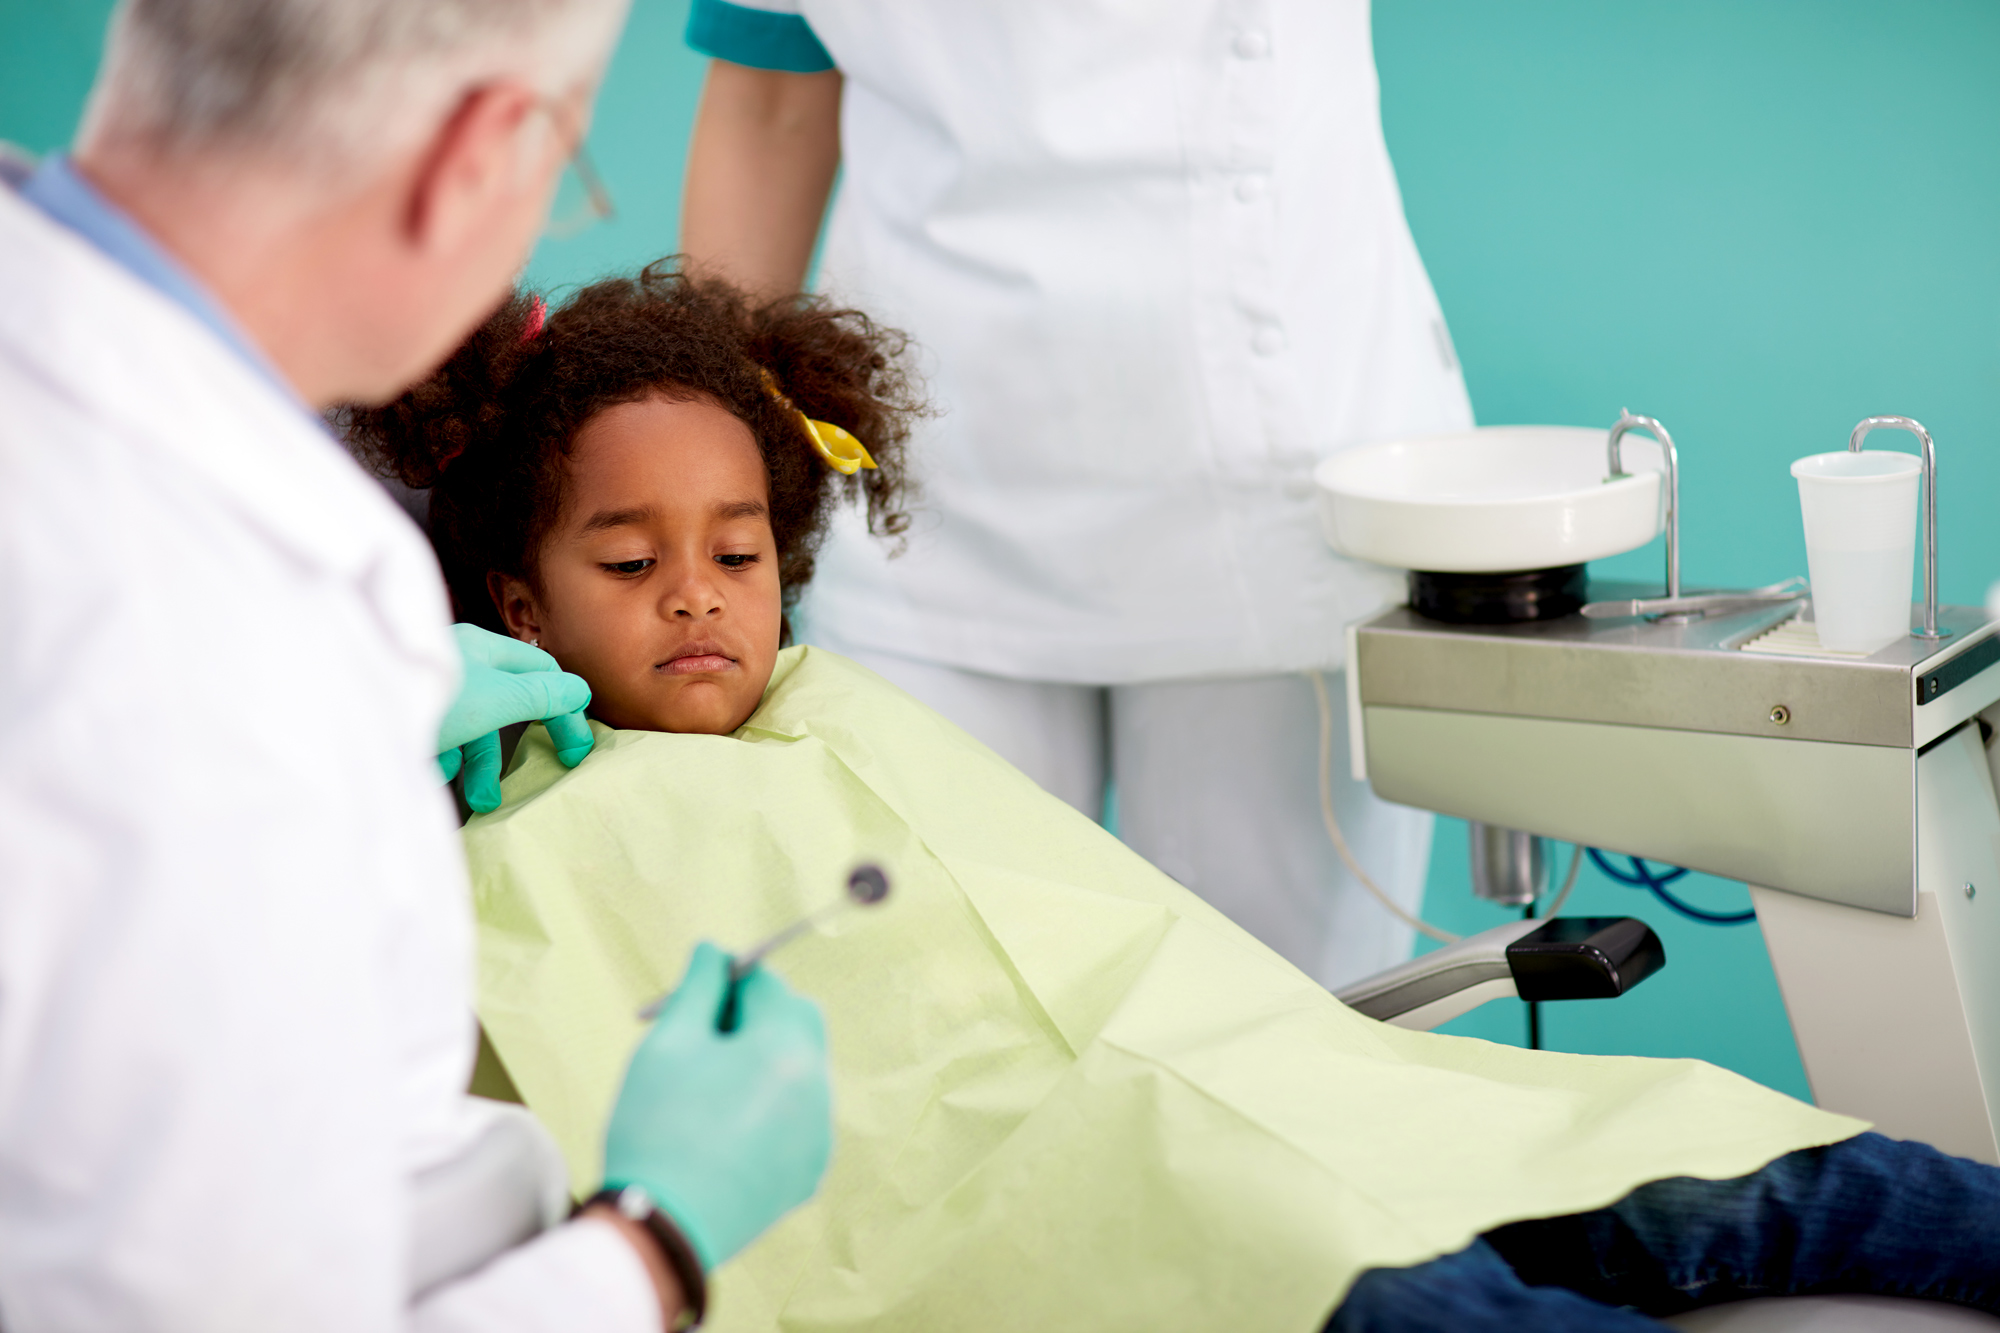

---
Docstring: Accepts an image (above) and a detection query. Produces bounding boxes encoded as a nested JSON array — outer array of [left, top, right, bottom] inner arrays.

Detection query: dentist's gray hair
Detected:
[[81, 0, 627, 168]]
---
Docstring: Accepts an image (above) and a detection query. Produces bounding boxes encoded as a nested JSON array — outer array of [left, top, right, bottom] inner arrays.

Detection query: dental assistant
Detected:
[[679, 0, 1473, 987], [0, 1, 829, 1328]]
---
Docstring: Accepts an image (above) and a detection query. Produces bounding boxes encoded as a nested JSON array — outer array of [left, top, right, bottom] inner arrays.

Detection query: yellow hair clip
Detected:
[[761, 369, 877, 475]]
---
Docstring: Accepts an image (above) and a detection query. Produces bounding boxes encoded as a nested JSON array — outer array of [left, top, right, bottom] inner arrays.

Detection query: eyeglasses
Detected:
[[536, 98, 616, 239]]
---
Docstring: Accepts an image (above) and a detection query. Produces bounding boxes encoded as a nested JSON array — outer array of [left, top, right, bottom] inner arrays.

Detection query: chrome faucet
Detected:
[[1606, 410, 1681, 603]]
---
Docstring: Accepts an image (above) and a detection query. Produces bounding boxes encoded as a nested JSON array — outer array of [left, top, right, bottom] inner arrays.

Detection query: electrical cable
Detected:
[[1586, 848, 1690, 888], [1521, 903, 1542, 1049], [1309, 671, 1460, 944], [1521, 847, 1584, 1051], [1633, 858, 1757, 926], [1545, 841, 1584, 918], [1586, 849, 1756, 926]]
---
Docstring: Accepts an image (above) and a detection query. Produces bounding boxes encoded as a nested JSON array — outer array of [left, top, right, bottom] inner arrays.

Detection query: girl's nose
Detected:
[[660, 563, 725, 619]]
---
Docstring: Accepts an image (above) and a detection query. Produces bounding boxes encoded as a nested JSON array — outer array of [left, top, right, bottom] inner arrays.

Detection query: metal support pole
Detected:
[[1848, 415, 1945, 641]]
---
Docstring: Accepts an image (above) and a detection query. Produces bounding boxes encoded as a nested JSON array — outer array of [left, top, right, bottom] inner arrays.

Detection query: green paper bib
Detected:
[[466, 646, 1862, 1332]]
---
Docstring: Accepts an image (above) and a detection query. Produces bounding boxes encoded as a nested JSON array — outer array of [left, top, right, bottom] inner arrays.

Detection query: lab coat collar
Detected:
[[17, 153, 288, 397], [0, 175, 455, 673]]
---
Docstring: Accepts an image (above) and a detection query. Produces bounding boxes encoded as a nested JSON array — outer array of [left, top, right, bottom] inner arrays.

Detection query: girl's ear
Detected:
[[488, 572, 544, 642]]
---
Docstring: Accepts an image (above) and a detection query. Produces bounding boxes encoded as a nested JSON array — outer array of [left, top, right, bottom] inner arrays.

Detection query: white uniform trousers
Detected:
[[817, 639, 1434, 990]]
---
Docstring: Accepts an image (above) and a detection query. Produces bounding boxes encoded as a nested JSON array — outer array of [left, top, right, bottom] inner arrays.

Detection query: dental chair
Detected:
[[1343, 921, 2000, 1331], [436, 919, 1995, 1329]]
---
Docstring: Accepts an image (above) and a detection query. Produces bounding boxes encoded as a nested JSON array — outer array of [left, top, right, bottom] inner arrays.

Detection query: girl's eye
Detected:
[[715, 553, 759, 569], [602, 559, 654, 576]]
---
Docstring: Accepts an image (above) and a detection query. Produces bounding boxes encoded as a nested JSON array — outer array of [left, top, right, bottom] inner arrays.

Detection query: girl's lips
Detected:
[[664, 653, 735, 675]]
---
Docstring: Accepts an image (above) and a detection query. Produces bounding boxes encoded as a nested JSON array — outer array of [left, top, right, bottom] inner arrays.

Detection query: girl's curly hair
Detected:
[[341, 261, 919, 632]]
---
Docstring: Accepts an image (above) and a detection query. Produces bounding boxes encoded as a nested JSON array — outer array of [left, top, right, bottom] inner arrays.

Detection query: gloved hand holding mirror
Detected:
[[602, 941, 834, 1282]]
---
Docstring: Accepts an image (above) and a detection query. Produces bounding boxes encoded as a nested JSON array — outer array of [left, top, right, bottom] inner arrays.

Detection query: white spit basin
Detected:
[[1314, 425, 1665, 573]]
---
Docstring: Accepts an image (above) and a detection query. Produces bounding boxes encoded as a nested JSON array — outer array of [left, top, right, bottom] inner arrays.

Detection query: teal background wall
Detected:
[[7, 1, 1998, 1102]]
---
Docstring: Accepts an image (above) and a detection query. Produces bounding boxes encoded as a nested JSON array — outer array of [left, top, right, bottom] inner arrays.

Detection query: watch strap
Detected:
[[581, 1185, 709, 1329]]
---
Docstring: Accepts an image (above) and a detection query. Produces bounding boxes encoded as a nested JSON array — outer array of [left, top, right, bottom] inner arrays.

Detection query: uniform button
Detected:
[[1233, 29, 1271, 59], [1252, 326, 1287, 356], [1234, 174, 1268, 203]]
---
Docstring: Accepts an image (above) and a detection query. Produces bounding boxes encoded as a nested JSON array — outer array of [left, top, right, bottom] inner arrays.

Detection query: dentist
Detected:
[[0, 1, 829, 1328]]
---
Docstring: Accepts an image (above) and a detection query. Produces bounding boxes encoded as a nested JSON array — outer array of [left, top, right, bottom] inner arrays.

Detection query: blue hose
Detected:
[[1585, 848, 1757, 926]]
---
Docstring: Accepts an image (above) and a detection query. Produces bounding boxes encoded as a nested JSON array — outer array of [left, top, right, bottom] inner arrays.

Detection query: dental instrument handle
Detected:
[[712, 911, 827, 1030], [714, 910, 836, 1033], [1579, 580, 1808, 621], [1848, 416, 1945, 641], [730, 907, 839, 981], [730, 865, 890, 983], [1606, 411, 1681, 604], [638, 865, 894, 1028]]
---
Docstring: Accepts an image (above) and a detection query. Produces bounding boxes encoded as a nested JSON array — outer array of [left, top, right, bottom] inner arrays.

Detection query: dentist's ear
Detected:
[[405, 81, 551, 255], [489, 571, 546, 644]]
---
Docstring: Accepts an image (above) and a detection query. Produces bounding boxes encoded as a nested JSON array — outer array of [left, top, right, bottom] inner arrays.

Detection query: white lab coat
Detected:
[[0, 182, 655, 1330], [797, 0, 1475, 683]]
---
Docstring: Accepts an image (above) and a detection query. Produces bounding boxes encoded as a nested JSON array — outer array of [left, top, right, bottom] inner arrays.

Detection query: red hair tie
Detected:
[[437, 297, 542, 478]]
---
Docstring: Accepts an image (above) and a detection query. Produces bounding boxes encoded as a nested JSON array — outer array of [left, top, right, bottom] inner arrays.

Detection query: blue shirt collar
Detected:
[[19, 153, 292, 394]]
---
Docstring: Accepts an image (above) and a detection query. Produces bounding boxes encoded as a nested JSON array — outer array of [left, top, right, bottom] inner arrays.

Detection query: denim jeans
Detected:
[[1328, 1132, 2000, 1331]]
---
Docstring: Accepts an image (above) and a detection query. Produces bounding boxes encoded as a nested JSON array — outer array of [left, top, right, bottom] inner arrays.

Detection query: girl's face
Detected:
[[493, 394, 783, 735]]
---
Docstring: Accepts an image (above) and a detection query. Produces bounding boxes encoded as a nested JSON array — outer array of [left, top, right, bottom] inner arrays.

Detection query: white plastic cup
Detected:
[[1790, 450, 1922, 653]]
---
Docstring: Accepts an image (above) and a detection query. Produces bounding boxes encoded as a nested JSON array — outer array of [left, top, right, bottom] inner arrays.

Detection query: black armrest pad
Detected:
[[1507, 917, 1667, 1001]]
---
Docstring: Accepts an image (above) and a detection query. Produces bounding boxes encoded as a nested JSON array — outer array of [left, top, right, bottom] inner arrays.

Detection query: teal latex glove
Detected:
[[439, 624, 594, 814], [603, 942, 833, 1271]]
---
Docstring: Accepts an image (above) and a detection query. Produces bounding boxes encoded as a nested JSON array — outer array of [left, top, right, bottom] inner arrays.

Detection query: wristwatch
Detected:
[[582, 1184, 709, 1329]]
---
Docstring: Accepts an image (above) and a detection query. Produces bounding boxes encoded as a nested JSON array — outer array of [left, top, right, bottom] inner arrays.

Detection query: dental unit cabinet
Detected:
[[1331, 414, 2000, 1163]]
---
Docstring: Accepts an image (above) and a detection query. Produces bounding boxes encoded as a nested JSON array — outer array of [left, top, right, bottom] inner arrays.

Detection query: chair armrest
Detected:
[[1335, 917, 1667, 1032], [1336, 919, 1539, 1030]]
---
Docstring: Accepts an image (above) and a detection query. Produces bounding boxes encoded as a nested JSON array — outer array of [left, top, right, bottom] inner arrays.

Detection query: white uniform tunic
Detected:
[[0, 171, 656, 1331], [696, 0, 1473, 682], [689, 0, 1461, 987]]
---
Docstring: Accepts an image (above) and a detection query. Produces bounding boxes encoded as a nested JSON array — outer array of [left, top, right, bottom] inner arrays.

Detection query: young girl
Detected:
[[348, 268, 2000, 1333], [347, 261, 918, 739]]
